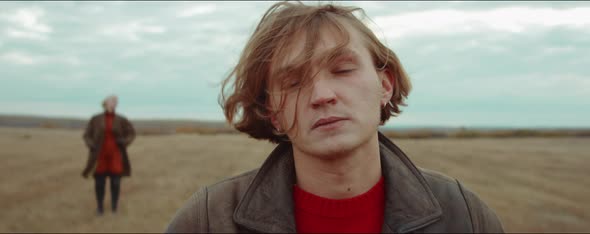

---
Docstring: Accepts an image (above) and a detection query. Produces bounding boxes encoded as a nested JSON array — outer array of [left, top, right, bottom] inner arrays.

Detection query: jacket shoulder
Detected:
[[89, 113, 108, 122], [418, 167, 504, 233], [165, 169, 258, 233], [207, 168, 258, 197], [89, 113, 101, 121]]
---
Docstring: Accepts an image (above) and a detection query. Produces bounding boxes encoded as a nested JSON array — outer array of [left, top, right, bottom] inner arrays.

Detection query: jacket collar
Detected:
[[96, 112, 121, 125], [233, 132, 442, 233]]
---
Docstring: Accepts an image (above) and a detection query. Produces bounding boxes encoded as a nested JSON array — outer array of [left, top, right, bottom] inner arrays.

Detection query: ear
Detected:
[[378, 69, 395, 107]]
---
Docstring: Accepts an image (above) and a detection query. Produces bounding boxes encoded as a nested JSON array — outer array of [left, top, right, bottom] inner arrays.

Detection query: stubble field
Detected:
[[0, 127, 588, 232]]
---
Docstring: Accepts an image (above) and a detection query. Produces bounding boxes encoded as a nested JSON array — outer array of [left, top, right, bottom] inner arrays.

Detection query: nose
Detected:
[[310, 78, 337, 109]]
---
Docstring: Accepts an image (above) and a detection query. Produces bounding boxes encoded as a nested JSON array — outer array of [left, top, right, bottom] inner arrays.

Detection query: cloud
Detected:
[[0, 1, 587, 126], [113, 72, 138, 82], [177, 4, 217, 18], [0, 51, 41, 65], [4, 27, 46, 40], [1, 7, 52, 40], [40, 72, 89, 82], [410, 72, 590, 106], [61, 56, 82, 66], [529, 74, 590, 97], [0, 51, 82, 66], [373, 7, 590, 39], [541, 46, 576, 55], [82, 5, 104, 14], [100, 20, 166, 41]]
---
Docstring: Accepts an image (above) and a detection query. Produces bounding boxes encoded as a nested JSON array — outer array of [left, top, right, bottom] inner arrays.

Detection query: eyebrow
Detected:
[[327, 48, 360, 65]]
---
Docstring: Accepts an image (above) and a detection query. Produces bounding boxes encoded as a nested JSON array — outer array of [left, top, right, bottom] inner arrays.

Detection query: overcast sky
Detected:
[[1, 1, 588, 128]]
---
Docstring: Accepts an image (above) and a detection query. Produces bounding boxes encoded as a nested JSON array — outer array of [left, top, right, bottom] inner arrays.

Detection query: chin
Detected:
[[298, 134, 362, 159]]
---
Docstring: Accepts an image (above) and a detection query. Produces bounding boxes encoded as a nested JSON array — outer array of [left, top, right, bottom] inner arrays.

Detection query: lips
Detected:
[[311, 116, 347, 130]]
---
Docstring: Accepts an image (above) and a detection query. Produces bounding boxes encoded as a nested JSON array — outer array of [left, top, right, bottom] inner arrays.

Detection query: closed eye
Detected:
[[333, 69, 355, 74], [331, 61, 357, 75], [288, 81, 300, 88], [281, 78, 301, 89]]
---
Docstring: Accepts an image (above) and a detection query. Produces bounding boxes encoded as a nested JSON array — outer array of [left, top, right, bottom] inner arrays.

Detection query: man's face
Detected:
[[268, 24, 393, 159], [105, 96, 118, 113]]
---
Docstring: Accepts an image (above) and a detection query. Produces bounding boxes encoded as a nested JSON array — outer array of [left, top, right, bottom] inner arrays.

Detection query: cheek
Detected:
[[348, 76, 381, 103], [285, 94, 301, 125], [344, 77, 383, 119]]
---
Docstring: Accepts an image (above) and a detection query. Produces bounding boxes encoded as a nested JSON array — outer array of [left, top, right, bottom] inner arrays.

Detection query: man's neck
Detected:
[[292, 133, 382, 199]]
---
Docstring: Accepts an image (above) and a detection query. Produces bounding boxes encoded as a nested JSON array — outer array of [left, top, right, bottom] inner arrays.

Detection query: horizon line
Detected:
[[1, 112, 589, 130]]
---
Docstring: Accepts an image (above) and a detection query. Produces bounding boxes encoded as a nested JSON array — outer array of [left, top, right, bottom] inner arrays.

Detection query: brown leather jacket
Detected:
[[166, 132, 504, 233], [82, 112, 135, 177]]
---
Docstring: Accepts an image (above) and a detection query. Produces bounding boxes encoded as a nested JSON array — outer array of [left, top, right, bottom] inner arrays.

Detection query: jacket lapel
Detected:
[[233, 142, 298, 233], [93, 113, 106, 152], [233, 133, 442, 233], [377, 132, 442, 233]]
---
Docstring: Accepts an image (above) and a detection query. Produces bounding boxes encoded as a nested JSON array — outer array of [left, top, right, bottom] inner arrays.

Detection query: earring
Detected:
[[273, 126, 286, 136]]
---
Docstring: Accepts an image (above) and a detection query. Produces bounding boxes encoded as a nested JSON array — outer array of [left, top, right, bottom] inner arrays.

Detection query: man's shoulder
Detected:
[[419, 167, 458, 184], [207, 168, 259, 198], [166, 169, 259, 233], [90, 113, 103, 119], [417, 167, 504, 233], [418, 167, 469, 210], [417, 167, 487, 209], [418, 167, 469, 197], [187, 168, 259, 210]]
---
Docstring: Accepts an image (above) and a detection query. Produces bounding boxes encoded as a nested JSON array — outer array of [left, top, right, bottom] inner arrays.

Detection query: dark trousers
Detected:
[[94, 173, 121, 212]]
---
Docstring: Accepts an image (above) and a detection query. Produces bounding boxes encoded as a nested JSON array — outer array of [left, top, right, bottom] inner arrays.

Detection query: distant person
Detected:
[[82, 95, 135, 215], [166, 1, 503, 233]]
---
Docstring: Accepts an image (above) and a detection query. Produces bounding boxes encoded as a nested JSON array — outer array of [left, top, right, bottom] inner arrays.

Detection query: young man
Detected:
[[166, 1, 503, 233]]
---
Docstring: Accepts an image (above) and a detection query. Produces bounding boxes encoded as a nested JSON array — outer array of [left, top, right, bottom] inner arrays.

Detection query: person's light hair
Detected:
[[220, 1, 411, 143], [102, 95, 118, 110]]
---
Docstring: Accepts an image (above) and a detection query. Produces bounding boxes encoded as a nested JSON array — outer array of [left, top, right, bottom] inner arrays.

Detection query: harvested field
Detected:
[[0, 127, 588, 232]]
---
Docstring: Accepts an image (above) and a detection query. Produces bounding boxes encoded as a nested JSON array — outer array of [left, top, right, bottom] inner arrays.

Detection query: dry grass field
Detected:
[[0, 126, 588, 232]]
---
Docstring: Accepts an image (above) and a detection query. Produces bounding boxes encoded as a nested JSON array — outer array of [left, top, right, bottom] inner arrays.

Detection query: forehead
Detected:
[[105, 96, 118, 102], [275, 20, 369, 73]]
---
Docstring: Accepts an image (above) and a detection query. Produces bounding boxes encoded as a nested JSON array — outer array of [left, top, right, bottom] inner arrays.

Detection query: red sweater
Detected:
[[95, 112, 123, 175], [293, 176, 385, 233]]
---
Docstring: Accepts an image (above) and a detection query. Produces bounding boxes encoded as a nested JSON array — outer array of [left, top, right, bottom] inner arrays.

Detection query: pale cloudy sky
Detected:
[[0, 1, 588, 128]]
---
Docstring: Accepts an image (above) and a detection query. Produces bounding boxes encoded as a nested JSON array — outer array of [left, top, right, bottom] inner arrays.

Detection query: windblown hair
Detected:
[[220, 1, 411, 143]]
